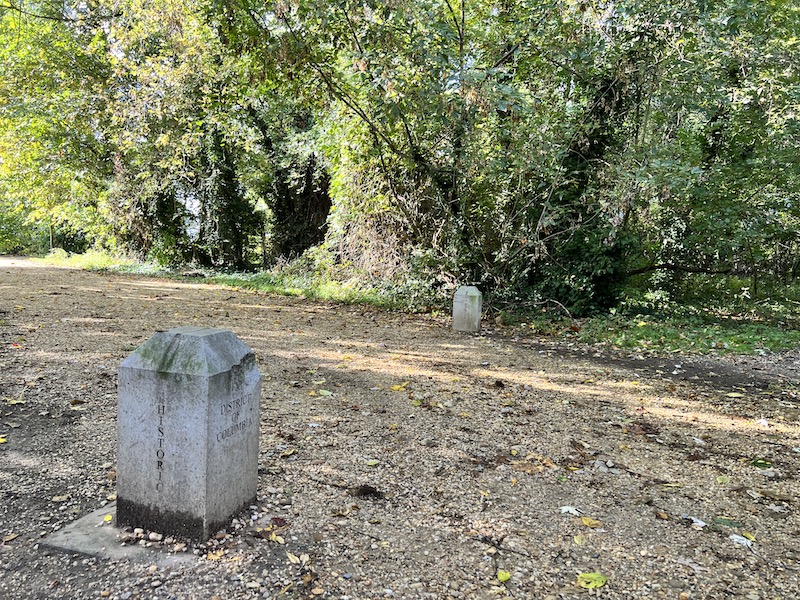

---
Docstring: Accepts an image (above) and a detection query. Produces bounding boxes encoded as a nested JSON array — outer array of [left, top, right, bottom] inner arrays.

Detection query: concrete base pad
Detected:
[[41, 503, 194, 566]]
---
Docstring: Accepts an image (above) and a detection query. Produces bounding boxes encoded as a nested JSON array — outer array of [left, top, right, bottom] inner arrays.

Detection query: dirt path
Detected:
[[1, 257, 799, 599]]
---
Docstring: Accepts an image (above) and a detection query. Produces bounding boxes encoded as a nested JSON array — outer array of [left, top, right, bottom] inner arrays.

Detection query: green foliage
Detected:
[[2, 0, 800, 318], [0, 203, 49, 254], [574, 312, 800, 355], [0, 3, 115, 249], [37, 248, 159, 273]]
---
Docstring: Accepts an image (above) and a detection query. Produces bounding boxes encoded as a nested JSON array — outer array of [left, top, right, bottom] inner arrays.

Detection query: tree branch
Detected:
[[1, 1, 75, 22]]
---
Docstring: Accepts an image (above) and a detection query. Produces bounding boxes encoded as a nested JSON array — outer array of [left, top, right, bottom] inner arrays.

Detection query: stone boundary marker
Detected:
[[453, 286, 482, 332], [117, 326, 261, 540]]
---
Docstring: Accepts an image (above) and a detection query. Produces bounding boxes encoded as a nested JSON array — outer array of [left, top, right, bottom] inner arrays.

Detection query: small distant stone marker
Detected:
[[453, 286, 482, 332], [117, 326, 261, 540]]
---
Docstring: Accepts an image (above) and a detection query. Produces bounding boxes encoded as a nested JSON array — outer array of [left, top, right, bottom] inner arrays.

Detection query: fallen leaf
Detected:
[[287, 551, 301, 565], [511, 461, 543, 475], [712, 516, 742, 527], [742, 531, 757, 542], [676, 557, 707, 573], [758, 489, 792, 502], [0, 436, 6, 444], [496, 570, 511, 583], [103, 514, 113, 523], [683, 515, 707, 529], [580, 516, 602, 529], [525, 453, 557, 468], [390, 382, 409, 391], [270, 532, 286, 544], [365, 459, 379, 467], [726, 392, 745, 398], [51, 495, 69, 503], [716, 475, 730, 484], [318, 389, 333, 397], [206, 550, 224, 560], [576, 572, 607, 589], [560, 506, 582, 516], [2, 533, 19, 543], [655, 511, 670, 521], [743, 488, 763, 500], [573, 533, 587, 546], [729, 534, 754, 548], [750, 458, 772, 469]]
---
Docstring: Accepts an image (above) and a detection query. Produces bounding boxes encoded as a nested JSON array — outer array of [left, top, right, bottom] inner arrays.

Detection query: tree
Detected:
[[3, 0, 799, 314], [0, 1, 115, 252]]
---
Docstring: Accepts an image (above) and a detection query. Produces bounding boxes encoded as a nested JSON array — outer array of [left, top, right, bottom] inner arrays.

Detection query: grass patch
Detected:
[[578, 313, 800, 354], [37, 250, 410, 309], [517, 311, 800, 355], [36, 248, 161, 275], [208, 271, 405, 309]]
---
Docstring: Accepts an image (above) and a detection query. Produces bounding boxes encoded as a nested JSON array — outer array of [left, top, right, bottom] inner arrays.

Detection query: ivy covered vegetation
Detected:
[[2, 1, 799, 323]]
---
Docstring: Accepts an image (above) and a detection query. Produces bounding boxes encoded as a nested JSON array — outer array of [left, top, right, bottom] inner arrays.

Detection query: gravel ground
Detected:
[[1, 256, 800, 600]]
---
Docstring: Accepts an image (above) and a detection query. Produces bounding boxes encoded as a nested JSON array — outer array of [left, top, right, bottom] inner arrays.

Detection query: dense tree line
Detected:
[[1, 0, 798, 312]]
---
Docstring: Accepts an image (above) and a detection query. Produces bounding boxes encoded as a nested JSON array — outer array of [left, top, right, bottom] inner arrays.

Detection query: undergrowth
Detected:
[[504, 303, 800, 355], [34, 248, 161, 274]]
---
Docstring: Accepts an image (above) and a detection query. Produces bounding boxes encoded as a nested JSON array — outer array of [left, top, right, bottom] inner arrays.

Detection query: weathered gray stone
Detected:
[[452, 286, 482, 332], [117, 326, 261, 540]]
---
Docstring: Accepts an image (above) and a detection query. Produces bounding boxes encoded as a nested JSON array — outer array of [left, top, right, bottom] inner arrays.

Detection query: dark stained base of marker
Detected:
[[117, 496, 256, 541]]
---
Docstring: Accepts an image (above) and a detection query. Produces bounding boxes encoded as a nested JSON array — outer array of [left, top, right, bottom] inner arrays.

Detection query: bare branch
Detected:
[[1, 1, 75, 22]]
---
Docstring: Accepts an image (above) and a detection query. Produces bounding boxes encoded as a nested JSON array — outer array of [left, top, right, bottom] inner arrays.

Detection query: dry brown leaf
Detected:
[[511, 461, 544, 475]]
